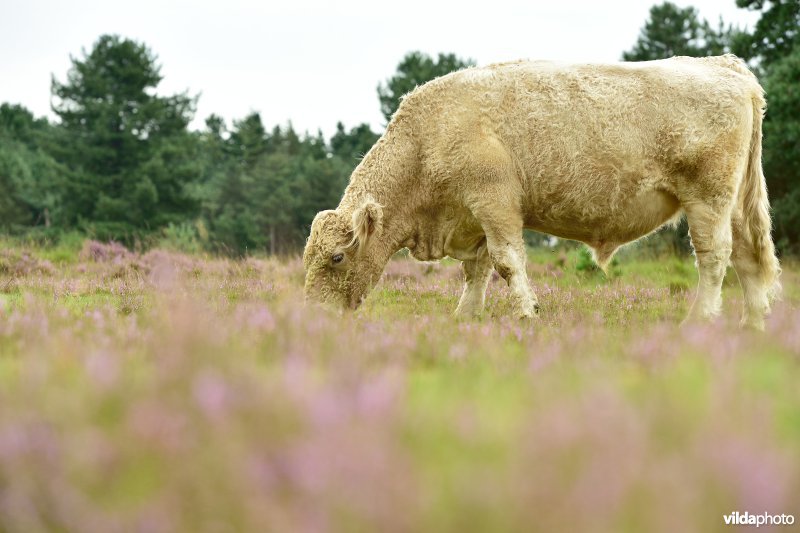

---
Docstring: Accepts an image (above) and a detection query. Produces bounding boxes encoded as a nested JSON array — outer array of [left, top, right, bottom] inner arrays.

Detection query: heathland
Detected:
[[0, 239, 797, 532]]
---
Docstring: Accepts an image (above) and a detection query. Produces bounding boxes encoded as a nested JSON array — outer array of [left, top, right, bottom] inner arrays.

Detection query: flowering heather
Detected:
[[0, 244, 798, 532]]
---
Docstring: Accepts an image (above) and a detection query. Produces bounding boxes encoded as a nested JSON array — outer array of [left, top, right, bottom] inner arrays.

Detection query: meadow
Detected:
[[0, 238, 798, 532]]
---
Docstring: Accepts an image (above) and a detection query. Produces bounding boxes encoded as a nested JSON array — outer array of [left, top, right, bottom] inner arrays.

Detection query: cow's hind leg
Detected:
[[683, 200, 734, 325], [454, 242, 493, 318], [730, 215, 772, 330]]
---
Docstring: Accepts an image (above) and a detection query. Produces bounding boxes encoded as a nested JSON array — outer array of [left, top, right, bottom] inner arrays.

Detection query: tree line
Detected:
[[0, 0, 797, 255]]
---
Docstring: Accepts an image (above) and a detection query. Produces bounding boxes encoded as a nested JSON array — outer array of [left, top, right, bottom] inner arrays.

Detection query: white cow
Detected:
[[304, 55, 780, 329]]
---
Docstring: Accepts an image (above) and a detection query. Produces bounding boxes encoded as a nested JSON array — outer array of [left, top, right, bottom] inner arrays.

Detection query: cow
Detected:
[[303, 55, 781, 330]]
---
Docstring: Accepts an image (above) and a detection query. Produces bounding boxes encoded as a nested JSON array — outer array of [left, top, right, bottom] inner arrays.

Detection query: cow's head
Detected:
[[303, 200, 385, 311]]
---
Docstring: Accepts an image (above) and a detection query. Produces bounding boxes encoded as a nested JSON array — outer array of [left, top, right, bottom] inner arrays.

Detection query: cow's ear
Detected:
[[351, 200, 383, 253]]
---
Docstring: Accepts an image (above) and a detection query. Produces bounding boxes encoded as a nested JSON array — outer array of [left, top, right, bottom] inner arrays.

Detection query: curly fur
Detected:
[[304, 54, 780, 328]]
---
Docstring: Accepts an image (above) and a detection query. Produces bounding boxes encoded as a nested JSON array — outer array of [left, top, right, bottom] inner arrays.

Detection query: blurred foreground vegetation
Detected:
[[0, 1, 798, 256], [0, 239, 798, 531]]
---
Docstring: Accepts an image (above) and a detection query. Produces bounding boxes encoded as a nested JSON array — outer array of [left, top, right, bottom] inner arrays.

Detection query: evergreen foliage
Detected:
[[0, 8, 798, 256]]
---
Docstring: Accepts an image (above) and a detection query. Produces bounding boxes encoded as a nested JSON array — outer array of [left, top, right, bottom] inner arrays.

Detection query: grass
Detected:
[[0, 240, 798, 532]]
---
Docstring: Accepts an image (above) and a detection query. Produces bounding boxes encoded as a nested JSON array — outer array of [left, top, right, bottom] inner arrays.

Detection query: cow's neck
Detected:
[[338, 124, 422, 261]]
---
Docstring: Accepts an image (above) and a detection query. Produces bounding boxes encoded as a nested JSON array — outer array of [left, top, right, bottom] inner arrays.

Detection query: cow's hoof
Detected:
[[454, 311, 482, 321], [454, 304, 483, 319], [739, 317, 765, 332]]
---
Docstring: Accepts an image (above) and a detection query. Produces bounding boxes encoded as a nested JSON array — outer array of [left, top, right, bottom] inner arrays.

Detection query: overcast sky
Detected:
[[1, 0, 760, 137]]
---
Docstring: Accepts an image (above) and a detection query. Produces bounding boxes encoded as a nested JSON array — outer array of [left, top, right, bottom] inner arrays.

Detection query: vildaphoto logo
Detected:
[[723, 511, 795, 527]]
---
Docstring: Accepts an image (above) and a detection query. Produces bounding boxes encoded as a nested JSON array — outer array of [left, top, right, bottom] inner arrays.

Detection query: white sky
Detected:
[[1, 0, 760, 138]]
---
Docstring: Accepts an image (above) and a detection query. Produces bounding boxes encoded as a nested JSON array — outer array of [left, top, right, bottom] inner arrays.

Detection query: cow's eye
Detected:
[[332, 253, 344, 264]]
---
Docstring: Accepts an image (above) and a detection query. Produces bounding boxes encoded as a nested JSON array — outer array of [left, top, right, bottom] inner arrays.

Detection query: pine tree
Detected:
[[622, 2, 733, 61], [51, 34, 199, 240]]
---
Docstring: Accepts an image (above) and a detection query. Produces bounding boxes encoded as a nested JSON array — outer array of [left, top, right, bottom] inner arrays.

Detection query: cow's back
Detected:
[[405, 55, 757, 169], [396, 56, 761, 240]]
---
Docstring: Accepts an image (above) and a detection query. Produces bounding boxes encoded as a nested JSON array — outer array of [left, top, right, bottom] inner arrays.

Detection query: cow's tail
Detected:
[[739, 89, 781, 301]]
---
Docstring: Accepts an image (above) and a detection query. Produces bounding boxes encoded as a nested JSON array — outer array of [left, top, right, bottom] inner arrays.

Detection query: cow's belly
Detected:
[[525, 188, 681, 247], [407, 184, 680, 262]]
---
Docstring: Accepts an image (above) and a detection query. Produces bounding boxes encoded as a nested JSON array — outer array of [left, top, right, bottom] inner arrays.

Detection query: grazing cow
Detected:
[[303, 55, 780, 329]]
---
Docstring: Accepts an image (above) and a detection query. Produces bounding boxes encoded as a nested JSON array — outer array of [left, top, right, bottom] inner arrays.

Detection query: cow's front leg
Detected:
[[454, 243, 492, 318], [471, 209, 539, 319], [487, 236, 539, 319], [463, 148, 539, 320]]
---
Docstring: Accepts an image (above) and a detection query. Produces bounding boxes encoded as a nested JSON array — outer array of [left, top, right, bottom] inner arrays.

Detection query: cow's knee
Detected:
[[487, 241, 538, 320], [487, 241, 521, 279]]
